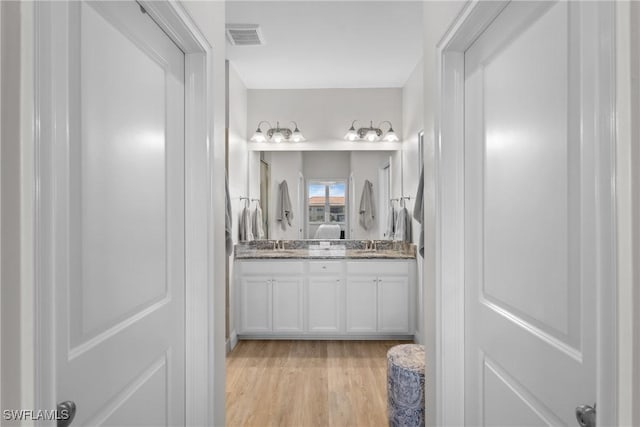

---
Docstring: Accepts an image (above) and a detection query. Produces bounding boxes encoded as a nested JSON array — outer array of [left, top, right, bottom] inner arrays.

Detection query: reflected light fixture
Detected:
[[250, 121, 306, 143], [344, 120, 399, 142]]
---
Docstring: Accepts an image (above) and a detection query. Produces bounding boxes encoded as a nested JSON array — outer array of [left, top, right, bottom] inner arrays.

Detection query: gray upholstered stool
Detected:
[[387, 344, 425, 427]]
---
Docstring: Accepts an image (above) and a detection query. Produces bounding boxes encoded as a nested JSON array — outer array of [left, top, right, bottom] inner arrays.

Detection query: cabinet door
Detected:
[[307, 276, 342, 333], [240, 276, 271, 333], [272, 276, 304, 332], [345, 276, 378, 333], [378, 276, 410, 333]]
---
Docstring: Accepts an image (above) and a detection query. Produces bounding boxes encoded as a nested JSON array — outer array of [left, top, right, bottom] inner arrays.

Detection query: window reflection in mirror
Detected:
[[307, 180, 347, 239]]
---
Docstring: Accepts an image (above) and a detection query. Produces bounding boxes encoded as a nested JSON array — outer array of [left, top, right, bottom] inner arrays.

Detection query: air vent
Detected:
[[225, 24, 265, 46]]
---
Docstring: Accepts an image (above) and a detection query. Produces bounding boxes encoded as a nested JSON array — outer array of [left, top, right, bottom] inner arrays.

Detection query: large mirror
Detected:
[[249, 150, 402, 241]]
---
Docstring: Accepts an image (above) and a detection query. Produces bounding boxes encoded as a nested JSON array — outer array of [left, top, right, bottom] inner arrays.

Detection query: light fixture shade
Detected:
[[344, 127, 358, 141], [382, 128, 399, 142], [365, 129, 379, 142], [272, 131, 285, 143], [291, 130, 306, 142], [250, 128, 267, 142]]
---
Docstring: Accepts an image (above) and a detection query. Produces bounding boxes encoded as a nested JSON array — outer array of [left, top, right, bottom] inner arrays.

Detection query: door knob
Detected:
[[57, 401, 76, 427], [575, 404, 596, 427]]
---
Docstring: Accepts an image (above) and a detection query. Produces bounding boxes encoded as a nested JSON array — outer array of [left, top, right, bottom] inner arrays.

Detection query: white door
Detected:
[[346, 276, 378, 333], [464, 1, 608, 425], [272, 277, 304, 332], [56, 2, 185, 425], [378, 276, 409, 333], [240, 277, 272, 333], [307, 277, 342, 333]]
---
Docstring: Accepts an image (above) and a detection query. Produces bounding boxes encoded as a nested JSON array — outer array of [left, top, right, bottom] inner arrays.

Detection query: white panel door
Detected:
[[57, 2, 185, 424], [345, 276, 378, 333], [272, 277, 304, 332], [377, 277, 409, 333], [307, 277, 342, 333], [464, 2, 605, 425], [240, 277, 272, 333]]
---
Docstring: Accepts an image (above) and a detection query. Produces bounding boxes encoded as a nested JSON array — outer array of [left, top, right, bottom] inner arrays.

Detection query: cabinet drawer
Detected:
[[309, 261, 343, 274], [240, 261, 304, 275], [347, 261, 409, 275]]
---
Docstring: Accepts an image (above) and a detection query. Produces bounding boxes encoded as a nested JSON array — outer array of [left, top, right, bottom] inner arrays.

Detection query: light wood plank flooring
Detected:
[[226, 340, 408, 427]]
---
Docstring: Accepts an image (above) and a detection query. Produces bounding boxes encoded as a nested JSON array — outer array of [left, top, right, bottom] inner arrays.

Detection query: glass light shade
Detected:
[[365, 129, 379, 142], [344, 127, 358, 141], [250, 129, 267, 142], [382, 129, 399, 142], [272, 131, 285, 143], [291, 130, 305, 142]]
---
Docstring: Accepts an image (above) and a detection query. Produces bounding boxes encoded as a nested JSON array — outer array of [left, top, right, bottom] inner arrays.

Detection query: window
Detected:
[[307, 180, 347, 238]]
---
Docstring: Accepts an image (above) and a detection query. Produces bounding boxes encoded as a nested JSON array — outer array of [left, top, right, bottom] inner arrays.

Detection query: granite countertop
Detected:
[[234, 240, 416, 260]]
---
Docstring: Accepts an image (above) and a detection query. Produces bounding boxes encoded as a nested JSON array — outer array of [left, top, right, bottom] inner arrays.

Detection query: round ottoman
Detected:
[[387, 344, 425, 427]]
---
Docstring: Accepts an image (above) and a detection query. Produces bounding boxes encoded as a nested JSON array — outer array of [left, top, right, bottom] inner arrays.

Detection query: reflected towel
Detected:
[[386, 202, 396, 240], [252, 204, 265, 240], [276, 180, 294, 229], [359, 179, 376, 230], [239, 206, 254, 242], [394, 206, 412, 243]]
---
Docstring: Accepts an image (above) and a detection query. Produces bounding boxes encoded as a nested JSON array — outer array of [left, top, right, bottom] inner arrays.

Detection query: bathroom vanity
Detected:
[[234, 240, 417, 340]]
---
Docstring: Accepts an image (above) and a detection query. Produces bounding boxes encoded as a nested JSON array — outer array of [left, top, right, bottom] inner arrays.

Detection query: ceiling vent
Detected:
[[225, 24, 265, 46]]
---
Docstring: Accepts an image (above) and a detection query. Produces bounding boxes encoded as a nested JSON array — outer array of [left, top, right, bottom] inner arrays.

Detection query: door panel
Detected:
[[58, 2, 185, 425], [307, 277, 341, 332], [465, 1, 598, 424], [378, 276, 409, 333], [240, 278, 272, 333], [346, 277, 377, 333], [272, 277, 304, 332]]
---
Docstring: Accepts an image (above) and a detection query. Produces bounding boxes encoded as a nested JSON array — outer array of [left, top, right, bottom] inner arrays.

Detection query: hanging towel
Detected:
[[239, 205, 254, 241], [386, 202, 396, 240], [276, 180, 294, 230], [359, 179, 376, 230], [252, 204, 265, 240], [225, 176, 233, 256], [394, 206, 412, 243], [413, 167, 424, 257]]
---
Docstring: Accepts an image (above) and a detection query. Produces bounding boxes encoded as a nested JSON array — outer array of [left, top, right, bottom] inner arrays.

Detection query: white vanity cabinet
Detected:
[[345, 261, 412, 335], [237, 261, 304, 334], [235, 258, 415, 339]]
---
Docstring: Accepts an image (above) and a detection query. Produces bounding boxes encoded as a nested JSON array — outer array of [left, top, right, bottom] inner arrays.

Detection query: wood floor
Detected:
[[226, 340, 408, 427]]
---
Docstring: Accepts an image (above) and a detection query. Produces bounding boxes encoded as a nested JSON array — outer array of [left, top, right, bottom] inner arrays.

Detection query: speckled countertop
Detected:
[[234, 240, 416, 260]]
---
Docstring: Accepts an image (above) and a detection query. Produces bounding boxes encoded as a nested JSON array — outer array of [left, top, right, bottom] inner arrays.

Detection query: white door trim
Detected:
[[33, 1, 220, 425], [435, 1, 617, 425]]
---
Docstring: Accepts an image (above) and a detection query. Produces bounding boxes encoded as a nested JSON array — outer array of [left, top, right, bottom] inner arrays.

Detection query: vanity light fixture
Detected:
[[250, 121, 306, 143], [344, 120, 399, 142]]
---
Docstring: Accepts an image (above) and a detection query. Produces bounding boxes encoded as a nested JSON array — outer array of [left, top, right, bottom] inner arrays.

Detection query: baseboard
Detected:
[[229, 330, 238, 352], [236, 334, 415, 341]]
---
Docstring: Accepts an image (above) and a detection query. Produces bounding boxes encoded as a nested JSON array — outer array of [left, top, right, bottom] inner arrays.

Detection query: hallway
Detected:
[[226, 340, 406, 426]]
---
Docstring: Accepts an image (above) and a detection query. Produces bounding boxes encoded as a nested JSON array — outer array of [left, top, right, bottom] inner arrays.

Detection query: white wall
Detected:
[[422, 3, 466, 427], [247, 88, 403, 145], [264, 151, 303, 240], [350, 151, 392, 240]]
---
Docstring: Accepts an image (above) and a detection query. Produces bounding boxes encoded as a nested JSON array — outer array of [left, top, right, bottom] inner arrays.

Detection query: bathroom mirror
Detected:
[[247, 149, 404, 241]]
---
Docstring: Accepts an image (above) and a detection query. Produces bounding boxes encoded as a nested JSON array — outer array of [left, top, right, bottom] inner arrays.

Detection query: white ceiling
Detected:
[[225, 1, 423, 89]]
